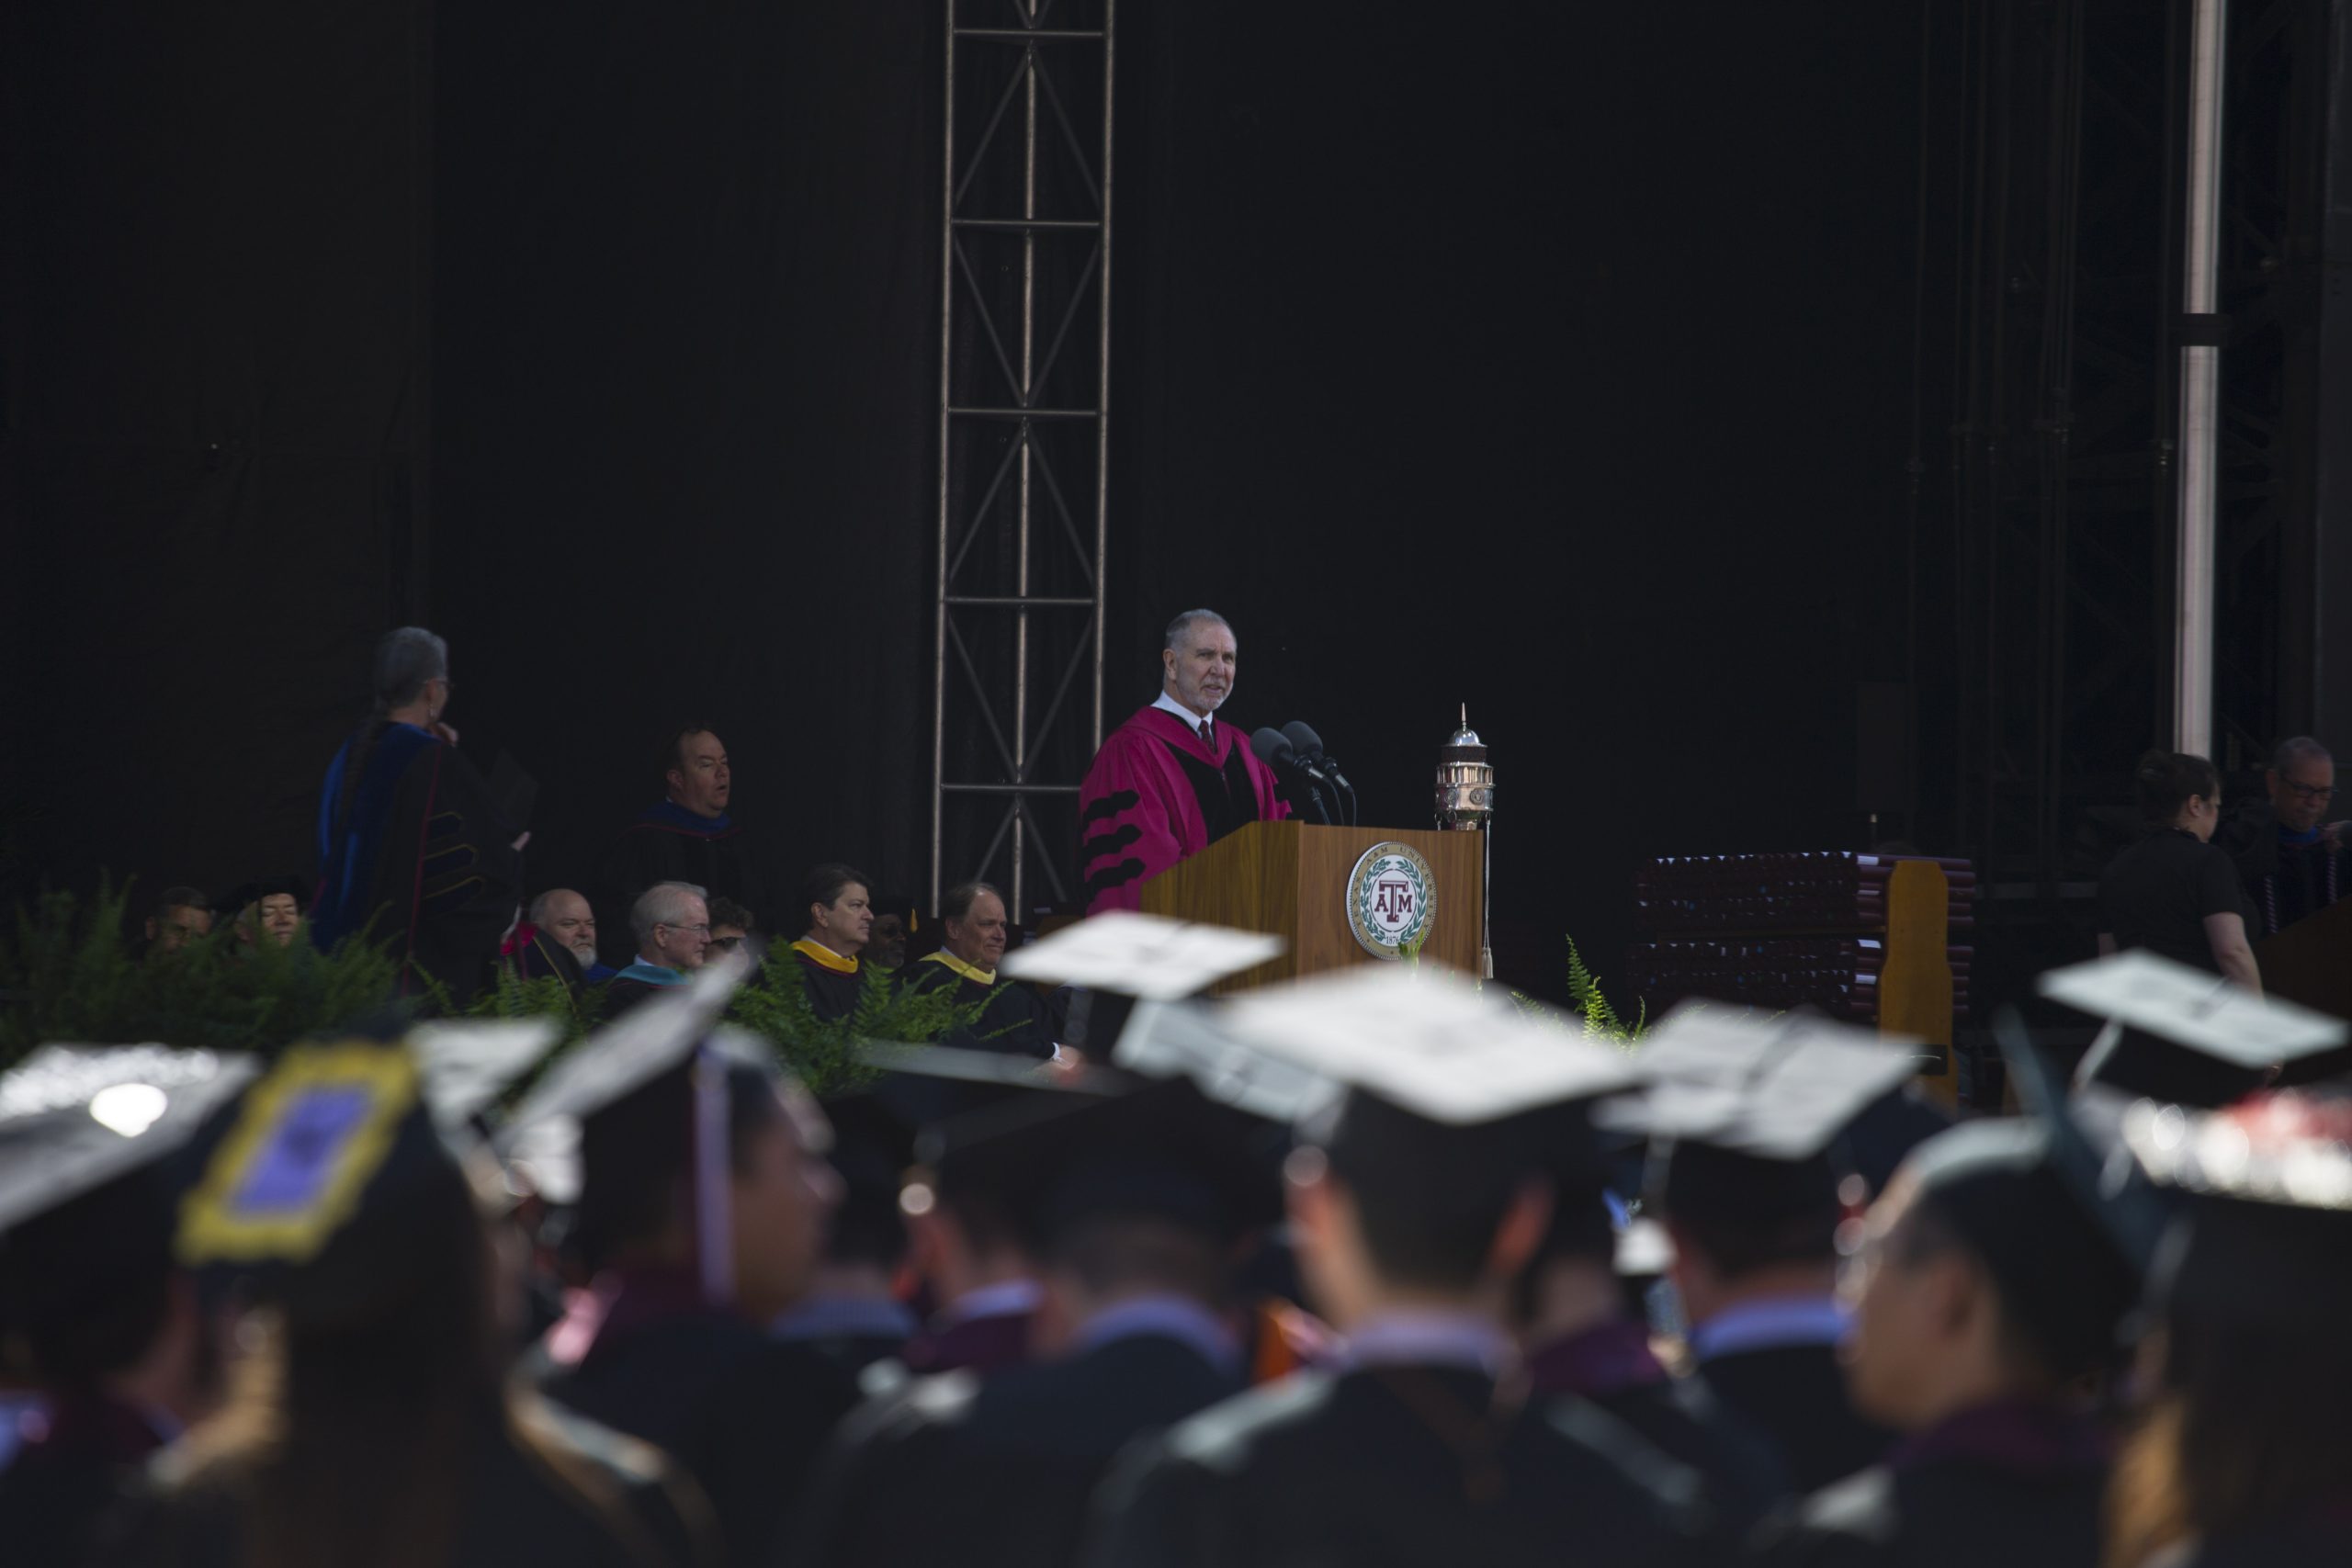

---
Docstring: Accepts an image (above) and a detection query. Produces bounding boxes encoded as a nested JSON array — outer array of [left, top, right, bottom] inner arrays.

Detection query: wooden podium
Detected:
[[2257, 896, 2352, 1021], [1138, 820, 1486, 992]]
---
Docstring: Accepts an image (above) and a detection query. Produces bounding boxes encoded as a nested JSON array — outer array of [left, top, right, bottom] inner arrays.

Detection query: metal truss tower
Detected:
[[930, 0, 1115, 917]]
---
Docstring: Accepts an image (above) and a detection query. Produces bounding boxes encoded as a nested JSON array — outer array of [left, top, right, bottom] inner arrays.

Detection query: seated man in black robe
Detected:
[[898, 882, 1057, 1059], [1085, 970, 1722, 1568], [311, 626, 525, 1002], [1752, 1119, 2136, 1568], [598, 724, 769, 967], [1514, 1192, 1789, 1530], [509, 888, 618, 988], [526, 996, 858, 1568], [788, 863, 875, 1021], [797, 1080, 1271, 1568]]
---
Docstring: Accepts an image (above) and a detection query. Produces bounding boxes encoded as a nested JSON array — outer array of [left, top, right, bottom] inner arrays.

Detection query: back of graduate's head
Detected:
[[1, 1167, 193, 1401], [572, 1057, 791, 1272], [370, 626, 448, 711], [1654, 1141, 1844, 1283], [1291, 1089, 1559, 1324]]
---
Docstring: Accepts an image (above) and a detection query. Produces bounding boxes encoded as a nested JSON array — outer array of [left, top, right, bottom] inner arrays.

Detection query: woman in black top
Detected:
[[2092, 751, 2264, 1103]]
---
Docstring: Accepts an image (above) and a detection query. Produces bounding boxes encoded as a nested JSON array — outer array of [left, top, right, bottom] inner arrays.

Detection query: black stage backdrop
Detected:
[[6, 2, 1924, 1002]]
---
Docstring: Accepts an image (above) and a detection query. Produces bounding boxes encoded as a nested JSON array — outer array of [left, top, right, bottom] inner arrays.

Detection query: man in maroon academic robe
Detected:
[[1078, 609, 1290, 914]]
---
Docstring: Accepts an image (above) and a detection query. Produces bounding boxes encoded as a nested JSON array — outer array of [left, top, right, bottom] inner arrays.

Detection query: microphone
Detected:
[[1280, 721, 1356, 825], [1253, 727, 1331, 825]]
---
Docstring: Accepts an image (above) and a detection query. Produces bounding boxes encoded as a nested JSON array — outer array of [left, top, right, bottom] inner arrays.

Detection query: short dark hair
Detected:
[[1656, 1144, 1842, 1280], [2133, 750, 2222, 823], [574, 1060, 781, 1270], [800, 863, 869, 923], [1050, 1215, 1227, 1303], [1, 1170, 180, 1395], [1318, 1092, 1558, 1293], [151, 886, 210, 920], [941, 881, 1001, 922], [664, 722, 718, 780], [2271, 736, 2332, 775], [707, 896, 754, 933]]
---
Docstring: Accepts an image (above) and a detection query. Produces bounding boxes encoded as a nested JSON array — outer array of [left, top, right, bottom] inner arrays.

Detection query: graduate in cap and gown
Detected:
[[1626, 1009, 1935, 1495], [770, 1092, 923, 1377], [797, 1077, 1274, 1568], [2041, 948, 2350, 1111], [1083, 966, 1724, 1568], [787, 863, 876, 1022], [1513, 1187, 1792, 1531], [0, 1046, 258, 1568], [2104, 1089, 2352, 1568], [311, 627, 525, 1001], [114, 1018, 721, 1568], [1750, 1111, 2138, 1568], [519, 966, 860, 1568], [1077, 610, 1288, 915]]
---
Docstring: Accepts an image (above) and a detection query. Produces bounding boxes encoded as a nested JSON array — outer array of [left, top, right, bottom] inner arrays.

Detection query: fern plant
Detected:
[[726, 950, 996, 1097], [1565, 935, 1645, 1044]]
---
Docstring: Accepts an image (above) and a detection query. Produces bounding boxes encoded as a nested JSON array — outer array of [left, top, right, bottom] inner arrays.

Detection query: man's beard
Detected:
[[568, 939, 599, 967]]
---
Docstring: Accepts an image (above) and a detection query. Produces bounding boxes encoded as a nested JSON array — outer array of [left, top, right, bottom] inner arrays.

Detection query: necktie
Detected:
[[1198, 718, 1214, 750]]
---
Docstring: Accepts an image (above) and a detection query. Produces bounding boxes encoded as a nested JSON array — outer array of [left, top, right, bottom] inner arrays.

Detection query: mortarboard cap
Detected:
[[1214, 964, 1641, 1127], [0, 1045, 259, 1235], [1990, 1007, 2174, 1275], [2040, 950, 2346, 1074], [2120, 1089, 2352, 1330], [1613, 1005, 1924, 1161], [410, 1018, 564, 1134], [506, 959, 749, 1133], [998, 912, 1284, 1001]]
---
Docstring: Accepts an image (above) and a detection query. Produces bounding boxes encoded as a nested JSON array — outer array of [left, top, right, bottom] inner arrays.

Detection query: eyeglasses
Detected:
[[708, 935, 743, 953], [2281, 779, 2335, 803]]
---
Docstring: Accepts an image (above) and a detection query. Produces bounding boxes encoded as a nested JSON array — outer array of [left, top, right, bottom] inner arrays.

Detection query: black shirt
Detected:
[[2097, 828, 2248, 972]]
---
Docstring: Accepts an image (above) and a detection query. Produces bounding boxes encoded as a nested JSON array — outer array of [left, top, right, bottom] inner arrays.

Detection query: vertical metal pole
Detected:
[[1012, 26, 1039, 916], [2174, 0, 2227, 757], [931, 0, 958, 914], [1091, 2, 1116, 758]]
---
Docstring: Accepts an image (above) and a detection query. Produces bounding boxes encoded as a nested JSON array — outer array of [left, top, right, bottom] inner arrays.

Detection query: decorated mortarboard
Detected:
[[1607, 1005, 1923, 1162], [0, 1045, 259, 1235], [2040, 950, 2347, 1078], [176, 1015, 570, 1277], [2118, 1089, 2352, 1329], [1211, 963, 1641, 1127]]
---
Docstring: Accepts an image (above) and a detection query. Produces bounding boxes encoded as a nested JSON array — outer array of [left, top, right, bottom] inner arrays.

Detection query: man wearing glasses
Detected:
[[604, 881, 714, 1016], [2216, 736, 2352, 937]]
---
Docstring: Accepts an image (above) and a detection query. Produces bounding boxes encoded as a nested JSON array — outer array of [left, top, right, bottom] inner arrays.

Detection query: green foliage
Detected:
[[1564, 934, 1645, 1045], [447, 963, 605, 1043], [727, 951, 995, 1097], [0, 881, 411, 1067]]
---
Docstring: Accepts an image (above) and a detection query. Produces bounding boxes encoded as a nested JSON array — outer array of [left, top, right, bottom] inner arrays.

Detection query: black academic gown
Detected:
[[1698, 1342, 1894, 1496], [899, 955, 1058, 1058], [1528, 1321, 1791, 1531], [107, 1399, 719, 1568], [0, 1396, 167, 1568], [1749, 1401, 2109, 1568], [791, 946, 867, 1022], [799, 1330, 1242, 1568], [532, 1294, 860, 1568], [597, 804, 771, 966], [1082, 1364, 1723, 1568], [2169, 1513, 2352, 1568], [312, 722, 524, 1002]]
